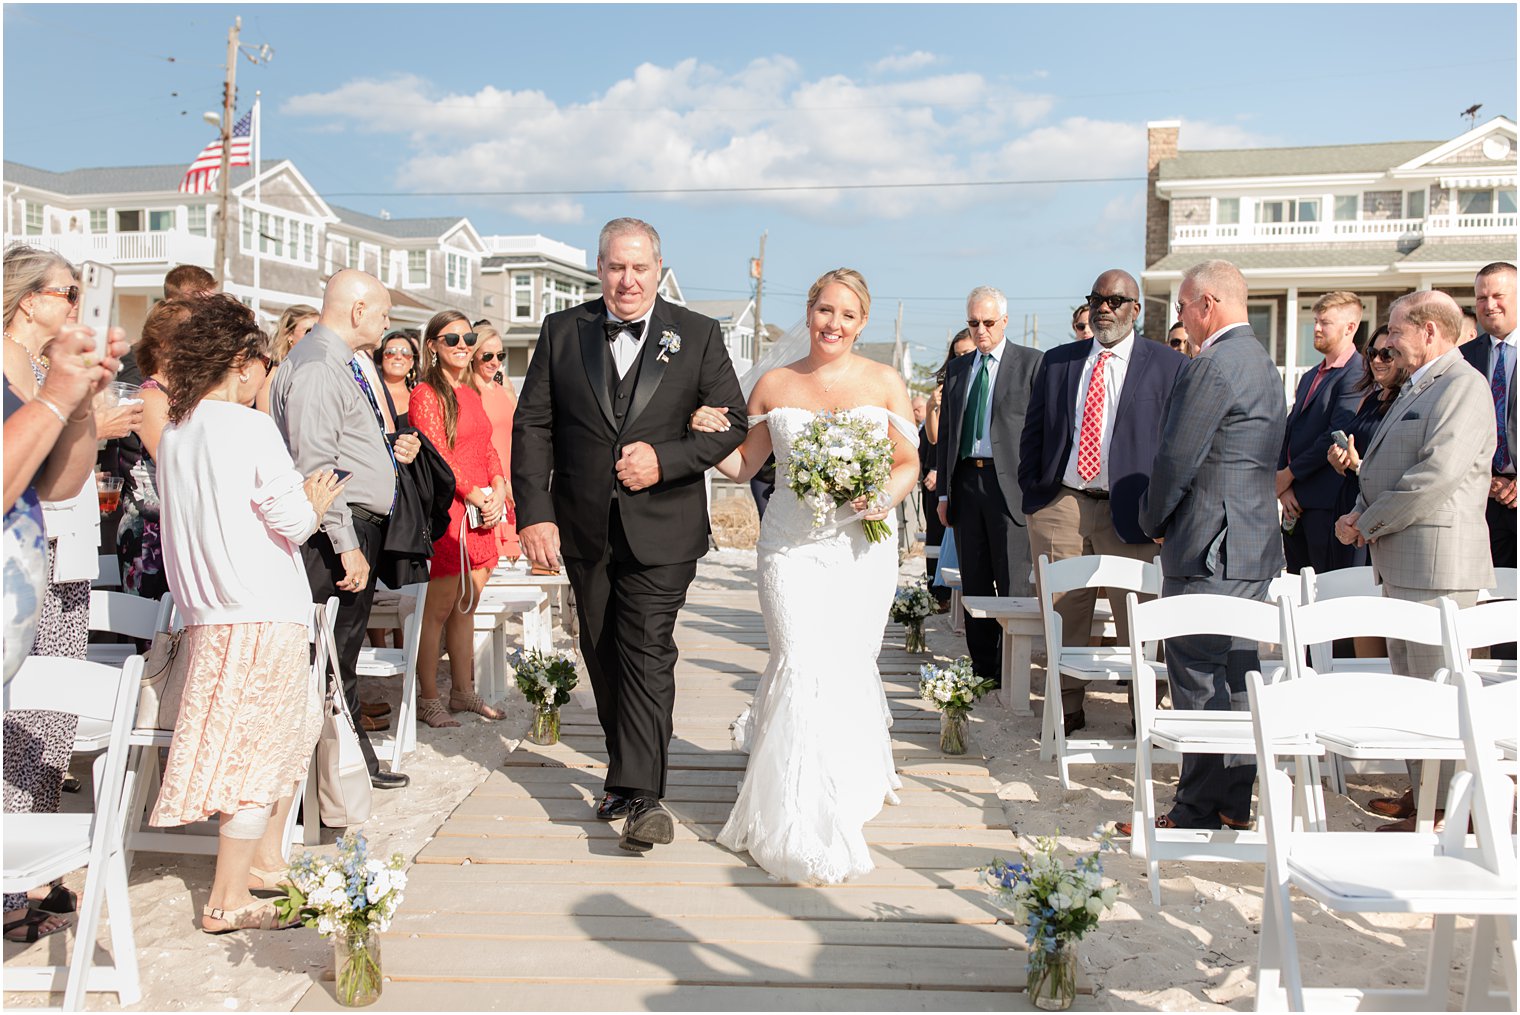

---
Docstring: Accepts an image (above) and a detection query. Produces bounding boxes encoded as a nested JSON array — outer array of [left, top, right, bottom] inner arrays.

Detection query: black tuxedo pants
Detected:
[[952, 462, 1032, 685], [302, 515, 384, 777], [1486, 497, 1516, 658], [565, 502, 696, 799]]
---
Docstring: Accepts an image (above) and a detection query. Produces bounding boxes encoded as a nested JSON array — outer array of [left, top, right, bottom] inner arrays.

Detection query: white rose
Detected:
[[1086, 897, 1105, 916], [323, 870, 346, 891]]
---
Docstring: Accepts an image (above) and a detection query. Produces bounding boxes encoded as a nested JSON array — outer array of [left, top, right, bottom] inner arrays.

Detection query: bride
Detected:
[[690, 268, 920, 884]]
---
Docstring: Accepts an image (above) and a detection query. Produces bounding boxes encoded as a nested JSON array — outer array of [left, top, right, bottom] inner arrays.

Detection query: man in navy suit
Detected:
[[1465, 261, 1516, 658], [1277, 291, 1366, 575], [1019, 269, 1187, 732]]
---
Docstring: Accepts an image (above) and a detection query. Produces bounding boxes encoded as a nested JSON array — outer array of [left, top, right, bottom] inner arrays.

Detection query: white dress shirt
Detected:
[[962, 339, 1004, 458], [608, 305, 655, 379], [1061, 331, 1134, 492], [1198, 321, 1248, 354]]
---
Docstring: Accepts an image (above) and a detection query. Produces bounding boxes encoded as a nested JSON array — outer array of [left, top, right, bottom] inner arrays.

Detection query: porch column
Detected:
[[1283, 285, 1299, 407]]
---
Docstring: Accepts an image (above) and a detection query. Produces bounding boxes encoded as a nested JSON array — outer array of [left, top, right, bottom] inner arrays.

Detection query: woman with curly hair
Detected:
[[151, 293, 346, 934], [409, 311, 507, 727]]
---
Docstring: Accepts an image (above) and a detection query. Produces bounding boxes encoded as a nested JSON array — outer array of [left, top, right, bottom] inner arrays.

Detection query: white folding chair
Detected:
[[3, 656, 144, 1009], [95, 554, 121, 590], [1128, 592, 1316, 905], [1445, 598, 1519, 685], [1282, 595, 1448, 810], [1297, 566, 1390, 674], [1478, 566, 1518, 603], [1250, 667, 1517, 1012], [357, 583, 425, 773], [120, 598, 338, 871], [84, 589, 170, 670], [1036, 553, 1162, 789]]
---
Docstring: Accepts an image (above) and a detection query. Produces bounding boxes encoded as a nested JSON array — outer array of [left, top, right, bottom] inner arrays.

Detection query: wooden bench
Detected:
[[961, 596, 1117, 715]]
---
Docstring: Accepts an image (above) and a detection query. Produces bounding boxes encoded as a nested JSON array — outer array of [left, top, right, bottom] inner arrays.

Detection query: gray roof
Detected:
[[853, 342, 901, 367], [481, 253, 595, 275], [1159, 141, 1439, 180], [1148, 238, 1513, 274], [327, 204, 462, 240], [4, 160, 253, 195], [686, 299, 752, 323], [1398, 239, 1518, 264]]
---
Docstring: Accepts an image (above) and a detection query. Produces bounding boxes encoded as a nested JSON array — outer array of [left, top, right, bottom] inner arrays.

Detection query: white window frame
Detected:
[[1405, 189, 1425, 220], [1332, 195, 1359, 222], [1215, 196, 1240, 225], [1246, 299, 1278, 363], [444, 250, 471, 294], [186, 205, 207, 236], [24, 202, 43, 235], [406, 250, 429, 288], [511, 273, 534, 321], [115, 208, 144, 233], [239, 202, 319, 267], [88, 208, 109, 234]]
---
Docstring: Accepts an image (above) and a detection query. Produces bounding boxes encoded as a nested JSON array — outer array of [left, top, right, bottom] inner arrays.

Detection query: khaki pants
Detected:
[[1026, 488, 1159, 714]]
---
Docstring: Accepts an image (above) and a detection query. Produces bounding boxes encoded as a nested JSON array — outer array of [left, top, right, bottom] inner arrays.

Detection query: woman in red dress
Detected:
[[471, 326, 521, 562], [409, 311, 508, 727]]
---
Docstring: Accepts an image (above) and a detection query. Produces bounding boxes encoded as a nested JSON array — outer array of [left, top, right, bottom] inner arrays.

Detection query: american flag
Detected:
[[178, 110, 253, 194]]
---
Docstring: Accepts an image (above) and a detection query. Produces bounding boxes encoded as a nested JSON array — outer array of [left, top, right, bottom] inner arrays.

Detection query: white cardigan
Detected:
[[157, 400, 319, 627]]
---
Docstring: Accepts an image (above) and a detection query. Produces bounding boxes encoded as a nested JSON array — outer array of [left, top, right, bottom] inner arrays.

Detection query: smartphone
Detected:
[[332, 468, 353, 483], [1330, 430, 1350, 451], [77, 261, 115, 361]]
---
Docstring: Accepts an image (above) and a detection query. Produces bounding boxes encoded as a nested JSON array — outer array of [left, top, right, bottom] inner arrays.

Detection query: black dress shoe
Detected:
[[1063, 709, 1087, 737], [619, 797, 674, 853], [369, 771, 410, 790], [596, 791, 630, 821]]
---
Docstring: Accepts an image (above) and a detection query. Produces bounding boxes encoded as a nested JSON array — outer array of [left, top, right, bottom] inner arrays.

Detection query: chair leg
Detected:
[[302, 763, 320, 847], [103, 847, 141, 1005], [1414, 764, 1442, 833], [1326, 751, 1348, 797], [1254, 873, 1299, 1012], [282, 777, 306, 863], [1421, 914, 1457, 1010], [1041, 670, 1063, 764], [61, 861, 107, 1011]]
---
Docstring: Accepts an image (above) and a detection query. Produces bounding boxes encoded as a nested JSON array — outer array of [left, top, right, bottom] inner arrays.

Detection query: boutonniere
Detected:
[[657, 329, 681, 363]]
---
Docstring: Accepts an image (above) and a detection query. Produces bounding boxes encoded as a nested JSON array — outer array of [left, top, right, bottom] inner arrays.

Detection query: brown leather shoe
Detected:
[[1113, 814, 1180, 837], [1367, 789, 1415, 819], [1376, 811, 1444, 833], [359, 701, 392, 719], [359, 713, 390, 733]]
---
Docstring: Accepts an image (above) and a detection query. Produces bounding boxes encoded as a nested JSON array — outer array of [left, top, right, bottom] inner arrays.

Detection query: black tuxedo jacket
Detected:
[[512, 297, 747, 565], [935, 340, 1041, 525], [1276, 350, 1364, 511], [1017, 336, 1187, 543]]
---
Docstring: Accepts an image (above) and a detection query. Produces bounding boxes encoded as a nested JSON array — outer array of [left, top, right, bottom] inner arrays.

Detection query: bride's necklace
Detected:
[[813, 355, 855, 394]]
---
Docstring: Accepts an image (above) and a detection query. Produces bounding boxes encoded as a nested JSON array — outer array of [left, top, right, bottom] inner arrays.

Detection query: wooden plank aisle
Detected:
[[296, 579, 1095, 1011]]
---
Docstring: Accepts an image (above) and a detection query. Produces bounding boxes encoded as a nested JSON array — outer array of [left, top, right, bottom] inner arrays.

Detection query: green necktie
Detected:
[[959, 353, 992, 459]]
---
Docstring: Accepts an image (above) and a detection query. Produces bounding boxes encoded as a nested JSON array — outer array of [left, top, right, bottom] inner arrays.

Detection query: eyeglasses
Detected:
[[383, 348, 414, 359], [1086, 293, 1138, 311], [439, 331, 477, 348], [966, 318, 1001, 330], [1175, 293, 1214, 318], [477, 351, 503, 363], [38, 285, 80, 305], [1369, 346, 1396, 362]]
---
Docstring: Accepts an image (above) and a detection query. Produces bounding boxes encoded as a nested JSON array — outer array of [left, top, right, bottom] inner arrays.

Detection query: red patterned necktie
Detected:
[[1076, 351, 1112, 482]]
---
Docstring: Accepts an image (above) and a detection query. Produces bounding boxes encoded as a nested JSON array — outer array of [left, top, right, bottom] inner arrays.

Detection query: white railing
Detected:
[[1171, 218, 1428, 245], [4, 231, 214, 267], [1426, 212, 1518, 236]]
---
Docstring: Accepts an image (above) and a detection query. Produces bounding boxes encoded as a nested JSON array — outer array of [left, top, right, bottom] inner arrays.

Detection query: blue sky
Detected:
[[4, 3, 1516, 361]]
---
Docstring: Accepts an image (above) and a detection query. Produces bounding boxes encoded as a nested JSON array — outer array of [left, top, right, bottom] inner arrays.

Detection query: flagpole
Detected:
[[252, 92, 262, 321]]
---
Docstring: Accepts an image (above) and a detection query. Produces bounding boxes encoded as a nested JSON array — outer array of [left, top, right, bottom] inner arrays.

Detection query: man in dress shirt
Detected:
[[269, 269, 421, 791], [1278, 291, 1366, 576], [1019, 269, 1187, 733], [936, 286, 1042, 689], [1465, 262, 1516, 660]]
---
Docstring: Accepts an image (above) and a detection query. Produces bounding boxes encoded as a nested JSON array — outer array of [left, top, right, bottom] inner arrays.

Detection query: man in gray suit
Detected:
[[936, 285, 1042, 688], [1336, 289, 1495, 831], [1137, 259, 1286, 831]]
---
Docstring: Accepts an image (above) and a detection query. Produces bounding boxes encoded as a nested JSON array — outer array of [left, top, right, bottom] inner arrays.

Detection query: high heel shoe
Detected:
[[449, 691, 504, 721]]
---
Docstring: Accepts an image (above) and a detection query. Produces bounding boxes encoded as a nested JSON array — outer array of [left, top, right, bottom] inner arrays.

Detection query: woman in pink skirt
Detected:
[[152, 295, 346, 934]]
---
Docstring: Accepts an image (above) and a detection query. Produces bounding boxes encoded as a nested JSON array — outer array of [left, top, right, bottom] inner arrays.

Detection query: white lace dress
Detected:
[[717, 405, 915, 884]]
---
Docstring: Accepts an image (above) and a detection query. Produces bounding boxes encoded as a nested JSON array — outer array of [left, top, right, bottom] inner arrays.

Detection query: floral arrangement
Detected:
[[275, 832, 408, 1006], [982, 831, 1119, 1008], [785, 410, 895, 543], [918, 656, 995, 714], [889, 578, 936, 624], [511, 648, 579, 710]]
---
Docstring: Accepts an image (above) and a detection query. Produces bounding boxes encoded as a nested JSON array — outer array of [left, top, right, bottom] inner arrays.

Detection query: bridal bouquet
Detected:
[[512, 648, 579, 744], [919, 656, 995, 754], [786, 410, 895, 543], [274, 832, 407, 1007], [890, 579, 936, 652], [982, 831, 1119, 1010]]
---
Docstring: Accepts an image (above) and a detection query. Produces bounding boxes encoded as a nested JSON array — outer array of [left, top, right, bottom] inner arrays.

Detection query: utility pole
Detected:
[[893, 301, 904, 372], [750, 231, 766, 359], [212, 17, 240, 285], [1032, 313, 1039, 348]]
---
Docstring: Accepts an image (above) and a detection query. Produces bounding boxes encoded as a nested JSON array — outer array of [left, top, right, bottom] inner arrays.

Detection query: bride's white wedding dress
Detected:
[[717, 405, 916, 884]]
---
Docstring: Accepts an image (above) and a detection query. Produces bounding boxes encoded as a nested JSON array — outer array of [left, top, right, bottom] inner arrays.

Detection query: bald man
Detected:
[[270, 269, 420, 791]]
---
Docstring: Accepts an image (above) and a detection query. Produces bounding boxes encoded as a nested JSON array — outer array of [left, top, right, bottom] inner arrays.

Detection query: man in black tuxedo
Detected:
[[1466, 261, 1517, 658], [1019, 269, 1187, 732], [513, 218, 747, 852], [936, 285, 1042, 689]]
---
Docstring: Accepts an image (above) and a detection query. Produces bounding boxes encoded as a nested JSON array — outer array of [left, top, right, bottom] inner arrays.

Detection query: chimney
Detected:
[[1143, 120, 1181, 342]]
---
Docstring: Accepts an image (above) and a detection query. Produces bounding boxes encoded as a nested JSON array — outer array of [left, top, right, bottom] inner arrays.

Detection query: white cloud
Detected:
[[872, 51, 938, 74]]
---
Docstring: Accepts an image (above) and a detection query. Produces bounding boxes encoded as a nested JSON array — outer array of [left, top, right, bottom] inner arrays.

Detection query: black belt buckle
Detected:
[[1079, 487, 1109, 500], [350, 505, 388, 526]]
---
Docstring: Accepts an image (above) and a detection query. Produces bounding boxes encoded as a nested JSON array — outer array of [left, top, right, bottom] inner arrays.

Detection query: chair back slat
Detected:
[[1443, 598, 1520, 663], [1479, 566, 1517, 602], [1300, 565, 1382, 604], [88, 590, 162, 641], [1284, 596, 1442, 675]]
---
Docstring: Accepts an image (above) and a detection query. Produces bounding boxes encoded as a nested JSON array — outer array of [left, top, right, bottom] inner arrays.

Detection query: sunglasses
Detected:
[[1175, 294, 1211, 318], [439, 331, 477, 348], [38, 285, 81, 305], [1087, 293, 1138, 311], [1369, 346, 1396, 362], [383, 347, 414, 359], [477, 351, 503, 363], [966, 318, 1001, 330], [1168, 338, 1185, 348], [254, 354, 273, 372]]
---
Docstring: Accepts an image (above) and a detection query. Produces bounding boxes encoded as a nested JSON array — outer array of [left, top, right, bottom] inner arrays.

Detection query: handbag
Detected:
[[136, 629, 190, 731], [314, 613, 373, 827]]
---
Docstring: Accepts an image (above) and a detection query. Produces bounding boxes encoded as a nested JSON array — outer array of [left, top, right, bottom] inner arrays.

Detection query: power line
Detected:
[[324, 175, 1142, 198]]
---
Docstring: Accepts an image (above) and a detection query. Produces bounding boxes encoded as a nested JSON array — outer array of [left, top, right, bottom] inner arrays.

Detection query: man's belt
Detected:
[[1066, 486, 1109, 500], [350, 505, 389, 527], [961, 457, 995, 469]]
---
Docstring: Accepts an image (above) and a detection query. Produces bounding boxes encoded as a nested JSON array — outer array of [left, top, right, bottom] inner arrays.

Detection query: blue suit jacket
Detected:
[[1277, 351, 1364, 510], [1017, 336, 1188, 543]]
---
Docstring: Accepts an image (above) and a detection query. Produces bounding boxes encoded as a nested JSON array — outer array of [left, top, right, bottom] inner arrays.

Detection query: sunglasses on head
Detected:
[[438, 331, 477, 348], [1369, 346, 1396, 362], [1087, 293, 1138, 311], [38, 285, 81, 305], [477, 351, 503, 363]]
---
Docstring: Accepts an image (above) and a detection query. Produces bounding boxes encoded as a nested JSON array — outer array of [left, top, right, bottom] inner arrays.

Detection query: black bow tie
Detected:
[[604, 319, 645, 341]]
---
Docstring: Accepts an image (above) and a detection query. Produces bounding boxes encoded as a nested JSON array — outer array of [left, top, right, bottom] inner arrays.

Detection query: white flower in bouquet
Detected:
[[918, 656, 995, 715], [889, 578, 935, 623], [511, 648, 579, 710], [275, 831, 409, 941], [785, 410, 896, 543], [980, 830, 1120, 954]]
